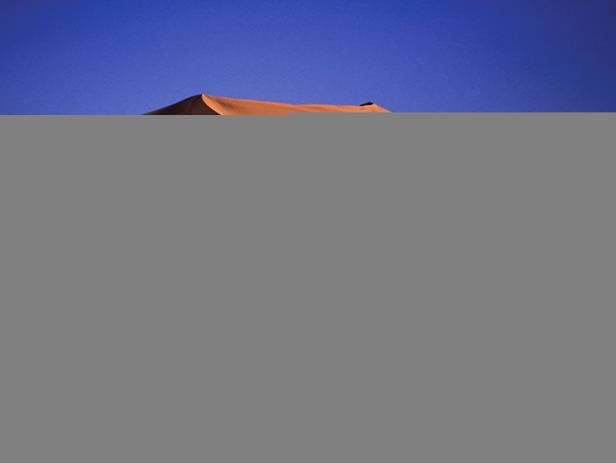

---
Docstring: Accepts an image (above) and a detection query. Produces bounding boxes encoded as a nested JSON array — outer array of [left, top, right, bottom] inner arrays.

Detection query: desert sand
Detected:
[[147, 94, 391, 115]]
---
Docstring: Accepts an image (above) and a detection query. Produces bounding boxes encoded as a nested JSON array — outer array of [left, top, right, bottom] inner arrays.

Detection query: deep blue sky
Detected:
[[1, 0, 615, 113]]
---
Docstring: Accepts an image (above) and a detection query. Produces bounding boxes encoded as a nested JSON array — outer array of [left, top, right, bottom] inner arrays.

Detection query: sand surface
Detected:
[[147, 94, 390, 115]]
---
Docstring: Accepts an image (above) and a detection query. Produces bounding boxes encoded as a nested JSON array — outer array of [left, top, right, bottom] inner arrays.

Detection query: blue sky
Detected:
[[1, 0, 615, 113]]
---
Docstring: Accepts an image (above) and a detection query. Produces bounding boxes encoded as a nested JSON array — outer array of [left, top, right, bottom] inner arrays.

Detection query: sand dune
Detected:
[[146, 94, 391, 115]]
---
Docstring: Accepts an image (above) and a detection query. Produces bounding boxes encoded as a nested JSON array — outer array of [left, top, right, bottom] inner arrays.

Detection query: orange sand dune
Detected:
[[146, 94, 391, 115]]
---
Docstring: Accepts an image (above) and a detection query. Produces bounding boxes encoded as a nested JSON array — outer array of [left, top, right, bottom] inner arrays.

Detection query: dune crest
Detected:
[[147, 94, 391, 115]]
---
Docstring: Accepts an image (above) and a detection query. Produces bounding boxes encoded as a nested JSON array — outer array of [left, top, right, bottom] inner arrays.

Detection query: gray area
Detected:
[[1, 115, 614, 462]]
